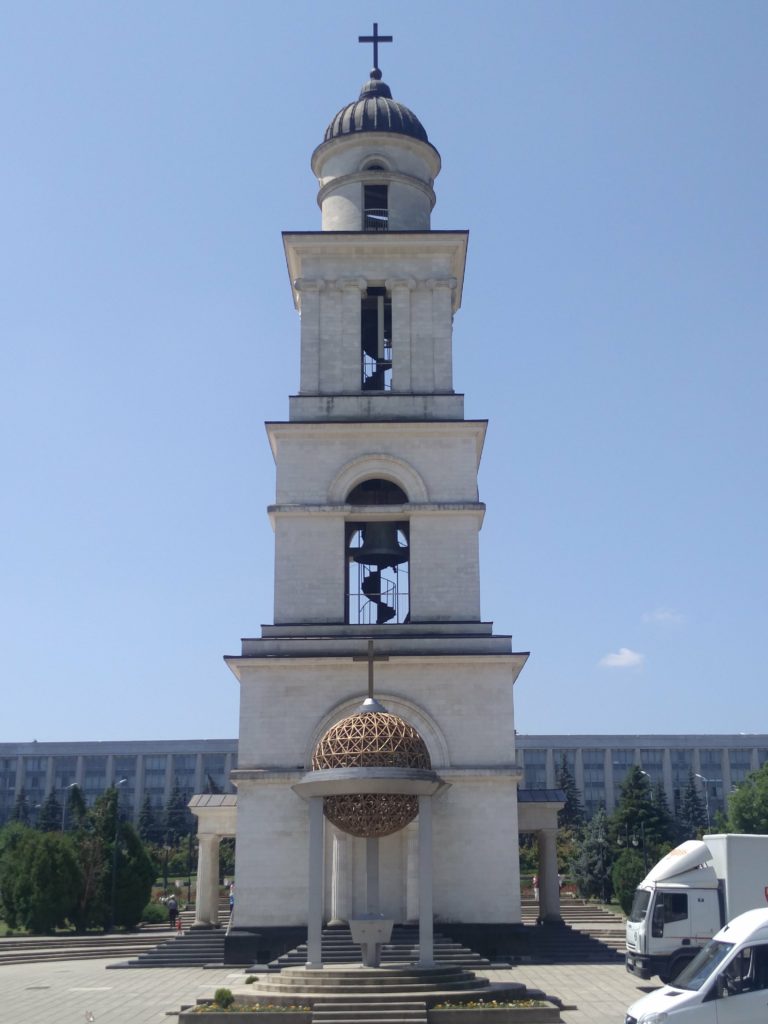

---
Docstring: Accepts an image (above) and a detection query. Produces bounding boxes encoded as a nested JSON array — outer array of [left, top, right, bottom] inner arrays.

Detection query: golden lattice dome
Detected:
[[312, 701, 431, 838], [312, 705, 431, 772]]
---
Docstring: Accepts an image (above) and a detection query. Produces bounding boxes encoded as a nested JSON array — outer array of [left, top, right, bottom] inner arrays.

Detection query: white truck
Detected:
[[625, 834, 768, 984], [626, 907, 768, 1024]]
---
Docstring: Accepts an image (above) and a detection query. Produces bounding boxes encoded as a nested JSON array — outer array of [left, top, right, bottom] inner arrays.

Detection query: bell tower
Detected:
[[225, 31, 529, 958]]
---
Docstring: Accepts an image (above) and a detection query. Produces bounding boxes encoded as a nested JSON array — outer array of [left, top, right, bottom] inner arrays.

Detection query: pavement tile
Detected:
[[0, 956, 662, 1024]]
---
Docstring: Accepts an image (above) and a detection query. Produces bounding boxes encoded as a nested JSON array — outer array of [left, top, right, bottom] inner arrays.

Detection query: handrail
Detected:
[[363, 208, 389, 232]]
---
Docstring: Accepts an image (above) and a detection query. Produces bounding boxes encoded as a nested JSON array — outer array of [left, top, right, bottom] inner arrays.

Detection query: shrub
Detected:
[[213, 988, 234, 1009], [141, 902, 168, 924]]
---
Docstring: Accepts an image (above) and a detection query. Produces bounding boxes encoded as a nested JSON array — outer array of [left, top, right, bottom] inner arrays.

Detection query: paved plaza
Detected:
[[0, 955, 660, 1024]]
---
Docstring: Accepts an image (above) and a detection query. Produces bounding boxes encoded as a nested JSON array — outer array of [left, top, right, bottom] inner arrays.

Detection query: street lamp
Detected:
[[694, 773, 719, 831], [109, 779, 128, 932], [617, 821, 648, 872], [60, 782, 78, 831]]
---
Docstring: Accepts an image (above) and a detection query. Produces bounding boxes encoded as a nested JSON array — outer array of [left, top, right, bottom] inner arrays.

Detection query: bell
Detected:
[[351, 522, 407, 568]]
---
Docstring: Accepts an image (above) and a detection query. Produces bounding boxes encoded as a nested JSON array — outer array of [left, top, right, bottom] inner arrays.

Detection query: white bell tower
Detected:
[[225, 31, 529, 962]]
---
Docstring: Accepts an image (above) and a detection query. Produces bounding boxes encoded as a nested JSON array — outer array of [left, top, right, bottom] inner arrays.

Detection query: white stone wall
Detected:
[[233, 651, 522, 928], [236, 657, 518, 772]]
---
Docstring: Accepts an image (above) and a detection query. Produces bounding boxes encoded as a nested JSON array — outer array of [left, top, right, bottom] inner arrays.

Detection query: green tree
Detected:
[[66, 784, 87, 830], [556, 754, 586, 829], [137, 793, 157, 844], [726, 761, 768, 834], [0, 826, 80, 932], [571, 806, 613, 902], [37, 790, 62, 832], [11, 789, 30, 825], [612, 849, 646, 915], [113, 822, 157, 929], [676, 771, 708, 840], [612, 767, 674, 853], [651, 781, 676, 846], [0, 822, 31, 924], [163, 787, 192, 840]]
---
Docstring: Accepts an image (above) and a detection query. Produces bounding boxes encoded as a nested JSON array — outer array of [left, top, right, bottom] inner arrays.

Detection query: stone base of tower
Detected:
[[226, 630, 527, 957]]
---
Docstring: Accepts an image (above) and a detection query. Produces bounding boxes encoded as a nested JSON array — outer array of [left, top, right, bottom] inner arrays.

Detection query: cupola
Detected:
[[311, 67, 441, 232]]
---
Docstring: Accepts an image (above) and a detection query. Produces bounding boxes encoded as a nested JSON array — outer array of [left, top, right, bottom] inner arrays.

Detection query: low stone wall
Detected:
[[178, 1012, 311, 1024], [178, 1008, 560, 1024]]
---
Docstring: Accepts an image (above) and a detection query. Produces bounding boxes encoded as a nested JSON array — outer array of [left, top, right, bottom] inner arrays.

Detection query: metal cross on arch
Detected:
[[358, 22, 393, 72], [353, 639, 390, 700]]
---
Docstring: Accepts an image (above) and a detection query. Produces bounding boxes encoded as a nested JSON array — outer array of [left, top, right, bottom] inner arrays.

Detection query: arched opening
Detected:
[[346, 479, 409, 625], [361, 286, 392, 389]]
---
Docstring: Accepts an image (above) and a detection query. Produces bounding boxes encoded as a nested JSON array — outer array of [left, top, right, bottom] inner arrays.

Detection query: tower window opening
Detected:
[[347, 479, 407, 505], [361, 287, 392, 391], [346, 521, 409, 625], [363, 183, 388, 232]]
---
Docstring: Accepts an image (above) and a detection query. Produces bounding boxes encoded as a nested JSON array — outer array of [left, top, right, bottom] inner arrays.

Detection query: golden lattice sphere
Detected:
[[312, 709, 431, 838]]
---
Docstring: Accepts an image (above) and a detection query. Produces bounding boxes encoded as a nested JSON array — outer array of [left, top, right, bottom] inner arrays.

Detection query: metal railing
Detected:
[[363, 208, 389, 232]]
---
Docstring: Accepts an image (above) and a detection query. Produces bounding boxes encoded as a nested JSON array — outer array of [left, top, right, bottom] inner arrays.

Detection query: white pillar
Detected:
[[194, 835, 220, 928], [418, 795, 434, 966], [307, 796, 325, 968], [538, 828, 562, 924], [366, 837, 380, 915], [329, 831, 351, 926], [405, 823, 419, 922]]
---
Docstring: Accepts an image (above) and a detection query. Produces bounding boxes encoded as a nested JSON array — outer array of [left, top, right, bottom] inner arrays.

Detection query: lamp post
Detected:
[[617, 821, 648, 872], [60, 782, 77, 831], [109, 779, 128, 932], [163, 835, 171, 896], [694, 773, 717, 831]]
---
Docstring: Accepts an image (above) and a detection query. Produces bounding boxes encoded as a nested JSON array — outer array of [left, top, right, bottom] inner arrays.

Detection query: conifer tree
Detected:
[[163, 786, 191, 841], [571, 806, 613, 902], [676, 770, 708, 840], [37, 790, 62, 832], [66, 784, 88, 829], [137, 793, 157, 844], [11, 789, 30, 825], [556, 753, 586, 829]]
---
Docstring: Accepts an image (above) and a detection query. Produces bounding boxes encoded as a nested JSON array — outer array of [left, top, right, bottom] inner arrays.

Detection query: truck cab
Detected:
[[626, 843, 722, 983]]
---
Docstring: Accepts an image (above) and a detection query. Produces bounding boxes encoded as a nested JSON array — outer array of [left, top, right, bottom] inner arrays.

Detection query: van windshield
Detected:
[[673, 940, 735, 991], [628, 889, 651, 923]]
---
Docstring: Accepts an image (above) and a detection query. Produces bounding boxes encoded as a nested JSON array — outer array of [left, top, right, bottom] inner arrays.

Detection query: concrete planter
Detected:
[[178, 1012, 311, 1024], [429, 1006, 561, 1023]]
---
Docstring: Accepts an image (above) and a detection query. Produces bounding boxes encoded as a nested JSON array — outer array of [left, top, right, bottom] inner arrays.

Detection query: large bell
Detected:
[[351, 522, 408, 569]]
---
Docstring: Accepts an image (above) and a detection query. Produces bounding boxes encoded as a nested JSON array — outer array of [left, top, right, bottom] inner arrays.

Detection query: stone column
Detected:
[[405, 823, 419, 922], [295, 278, 323, 394], [387, 277, 414, 392], [366, 837, 380, 915], [307, 796, 325, 968], [340, 277, 367, 391], [329, 831, 351, 925], [418, 795, 434, 965], [194, 835, 221, 928], [430, 277, 455, 392], [537, 828, 562, 924]]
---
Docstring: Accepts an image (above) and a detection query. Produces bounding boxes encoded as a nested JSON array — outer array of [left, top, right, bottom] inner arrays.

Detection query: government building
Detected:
[[2, 734, 765, 828]]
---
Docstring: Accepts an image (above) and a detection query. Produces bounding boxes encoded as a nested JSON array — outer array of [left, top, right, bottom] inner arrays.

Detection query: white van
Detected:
[[625, 908, 768, 1023]]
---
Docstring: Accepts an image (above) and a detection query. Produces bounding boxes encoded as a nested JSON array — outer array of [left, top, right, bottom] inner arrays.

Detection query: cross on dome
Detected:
[[353, 639, 389, 702], [358, 22, 392, 73]]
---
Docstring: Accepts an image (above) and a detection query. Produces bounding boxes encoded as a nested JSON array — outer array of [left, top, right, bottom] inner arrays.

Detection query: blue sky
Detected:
[[1, 1, 766, 742]]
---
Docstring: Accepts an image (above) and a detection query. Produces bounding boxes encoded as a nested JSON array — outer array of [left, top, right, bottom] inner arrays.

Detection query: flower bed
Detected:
[[429, 1000, 561, 1023], [179, 1008, 311, 1023]]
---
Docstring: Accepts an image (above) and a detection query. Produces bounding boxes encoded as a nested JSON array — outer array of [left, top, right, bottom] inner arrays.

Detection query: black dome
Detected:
[[324, 70, 428, 144]]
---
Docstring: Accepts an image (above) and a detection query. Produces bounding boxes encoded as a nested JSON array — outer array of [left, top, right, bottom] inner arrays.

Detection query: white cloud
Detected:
[[599, 647, 644, 669], [642, 607, 685, 625]]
